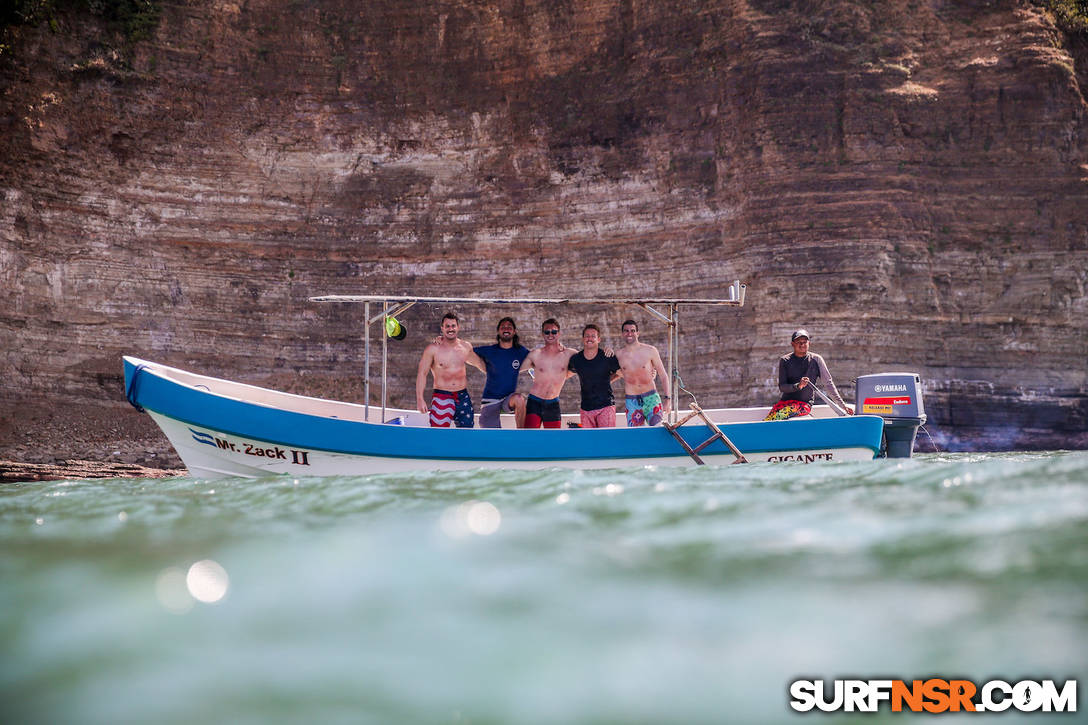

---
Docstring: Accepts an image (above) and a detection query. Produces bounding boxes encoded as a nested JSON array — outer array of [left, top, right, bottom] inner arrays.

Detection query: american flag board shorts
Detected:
[[429, 389, 474, 428]]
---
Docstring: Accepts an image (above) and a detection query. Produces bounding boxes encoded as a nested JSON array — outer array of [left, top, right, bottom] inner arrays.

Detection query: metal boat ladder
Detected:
[[663, 403, 749, 465]]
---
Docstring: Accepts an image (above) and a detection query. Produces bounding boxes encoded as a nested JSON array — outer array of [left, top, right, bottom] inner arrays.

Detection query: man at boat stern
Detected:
[[567, 324, 622, 427], [416, 312, 486, 427], [775, 329, 854, 415], [519, 319, 577, 428], [474, 317, 530, 428], [615, 320, 671, 426]]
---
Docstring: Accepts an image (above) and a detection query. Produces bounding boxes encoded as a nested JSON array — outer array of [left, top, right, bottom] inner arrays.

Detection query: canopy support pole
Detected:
[[364, 301, 370, 421], [369, 301, 416, 322], [366, 301, 417, 424], [669, 303, 678, 426], [381, 300, 388, 422], [636, 302, 679, 425]]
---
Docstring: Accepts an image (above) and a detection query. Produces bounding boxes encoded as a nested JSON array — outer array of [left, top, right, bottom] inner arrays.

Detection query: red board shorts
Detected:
[[579, 406, 617, 428]]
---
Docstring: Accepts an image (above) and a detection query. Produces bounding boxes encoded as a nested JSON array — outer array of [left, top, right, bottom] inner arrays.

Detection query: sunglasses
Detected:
[[543, 329, 559, 335]]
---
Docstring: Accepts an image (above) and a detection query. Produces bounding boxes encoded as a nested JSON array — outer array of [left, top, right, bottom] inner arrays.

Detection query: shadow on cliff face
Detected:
[[339, 166, 434, 210], [1, 0, 163, 65], [926, 385, 1088, 452], [504, 2, 712, 155], [1057, 16, 1088, 106]]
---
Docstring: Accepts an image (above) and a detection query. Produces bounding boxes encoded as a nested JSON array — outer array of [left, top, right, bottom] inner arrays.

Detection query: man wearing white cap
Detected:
[[772, 329, 853, 417]]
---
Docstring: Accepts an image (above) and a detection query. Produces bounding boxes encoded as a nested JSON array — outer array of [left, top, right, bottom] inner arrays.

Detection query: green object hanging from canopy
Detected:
[[385, 316, 407, 340]]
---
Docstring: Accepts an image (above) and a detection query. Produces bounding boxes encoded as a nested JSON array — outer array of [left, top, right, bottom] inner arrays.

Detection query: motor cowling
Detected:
[[855, 373, 926, 458]]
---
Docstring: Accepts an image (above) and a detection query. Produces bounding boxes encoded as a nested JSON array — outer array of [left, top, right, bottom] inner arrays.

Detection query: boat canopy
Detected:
[[309, 281, 747, 424], [309, 294, 746, 306]]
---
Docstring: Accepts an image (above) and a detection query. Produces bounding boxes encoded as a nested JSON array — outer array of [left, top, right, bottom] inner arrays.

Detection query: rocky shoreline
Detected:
[[0, 398, 186, 483], [0, 460, 186, 483]]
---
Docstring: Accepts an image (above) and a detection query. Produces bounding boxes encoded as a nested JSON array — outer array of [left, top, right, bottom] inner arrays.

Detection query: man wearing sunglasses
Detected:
[[519, 318, 577, 428]]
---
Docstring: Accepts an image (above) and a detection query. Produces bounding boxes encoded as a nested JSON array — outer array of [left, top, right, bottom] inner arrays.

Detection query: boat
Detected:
[[122, 286, 911, 480]]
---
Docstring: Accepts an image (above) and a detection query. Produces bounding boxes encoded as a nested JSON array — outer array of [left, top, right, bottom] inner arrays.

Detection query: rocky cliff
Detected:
[[2, 0, 1086, 465]]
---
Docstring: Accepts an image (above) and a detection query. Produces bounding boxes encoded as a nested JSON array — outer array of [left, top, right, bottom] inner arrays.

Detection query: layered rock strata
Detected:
[[1, 0, 1086, 464]]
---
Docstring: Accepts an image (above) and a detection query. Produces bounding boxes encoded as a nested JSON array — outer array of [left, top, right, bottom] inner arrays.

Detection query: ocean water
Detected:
[[1, 452, 1086, 724]]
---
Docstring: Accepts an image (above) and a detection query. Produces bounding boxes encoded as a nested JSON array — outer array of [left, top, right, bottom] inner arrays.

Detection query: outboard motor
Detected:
[[855, 373, 926, 458]]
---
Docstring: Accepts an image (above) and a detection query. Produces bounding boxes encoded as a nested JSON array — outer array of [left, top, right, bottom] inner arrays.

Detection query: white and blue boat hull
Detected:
[[124, 357, 885, 480]]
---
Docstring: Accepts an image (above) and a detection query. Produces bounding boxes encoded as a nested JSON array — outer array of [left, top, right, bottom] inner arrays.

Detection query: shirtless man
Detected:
[[518, 318, 577, 428], [614, 319, 671, 426], [415, 312, 485, 427]]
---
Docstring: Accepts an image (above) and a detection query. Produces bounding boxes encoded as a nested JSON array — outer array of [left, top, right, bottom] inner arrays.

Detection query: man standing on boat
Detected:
[[474, 317, 530, 428], [774, 329, 853, 416], [519, 318, 577, 428], [567, 324, 622, 428], [415, 312, 486, 427], [614, 320, 671, 426]]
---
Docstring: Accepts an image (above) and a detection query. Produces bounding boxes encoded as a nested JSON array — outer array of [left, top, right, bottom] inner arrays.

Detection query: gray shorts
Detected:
[[478, 395, 514, 428]]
